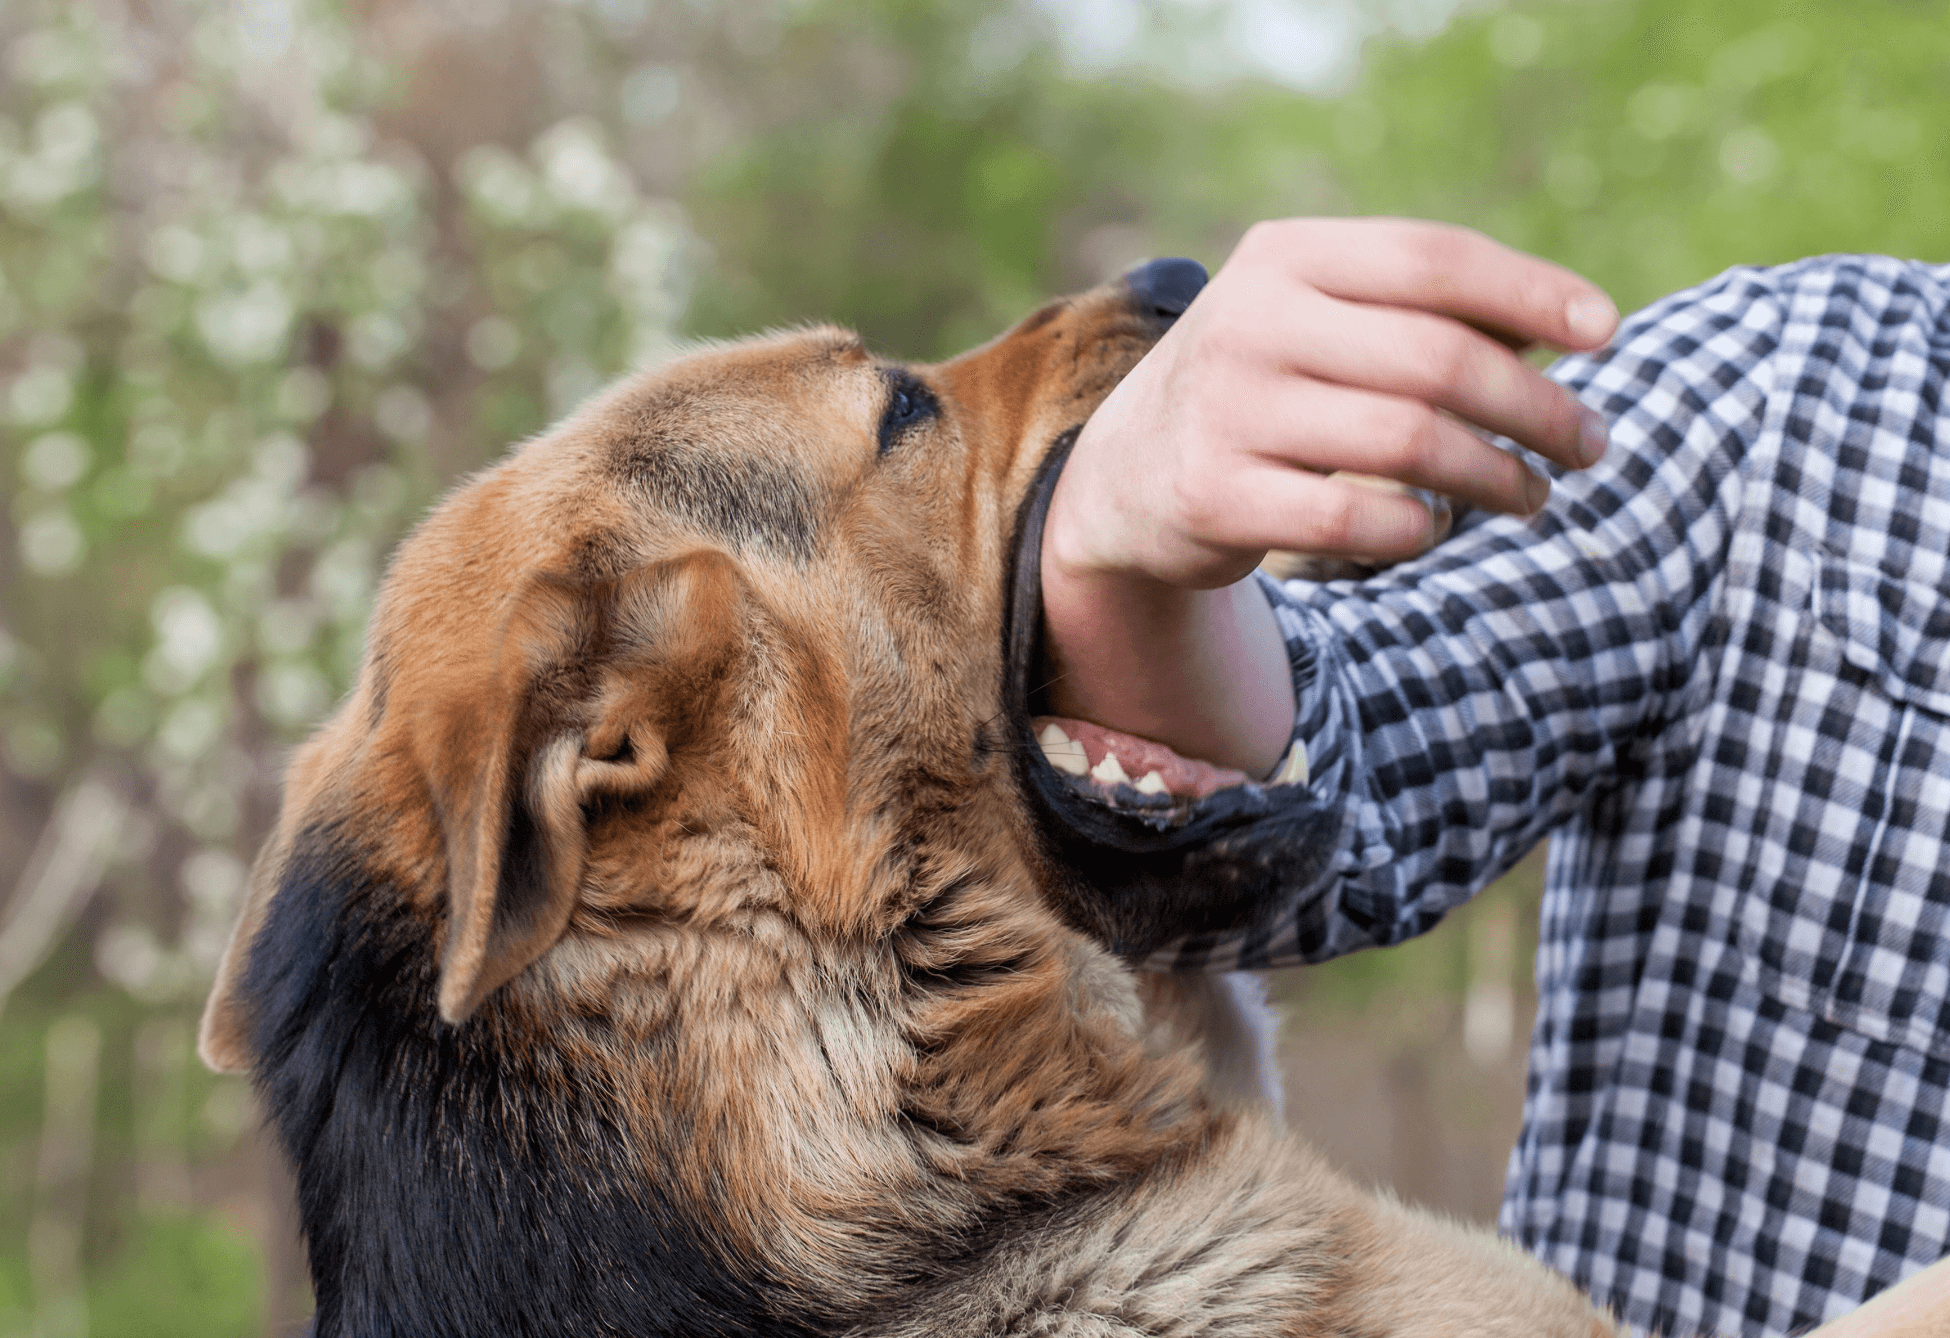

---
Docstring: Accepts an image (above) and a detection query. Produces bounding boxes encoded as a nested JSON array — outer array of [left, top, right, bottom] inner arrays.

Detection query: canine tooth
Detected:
[[1038, 723, 1089, 775], [1134, 770, 1168, 795], [1271, 739, 1310, 787], [1090, 752, 1131, 786]]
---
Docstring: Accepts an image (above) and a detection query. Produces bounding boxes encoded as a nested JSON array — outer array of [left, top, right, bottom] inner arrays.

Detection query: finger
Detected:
[[1274, 292, 1605, 472], [1465, 319, 1538, 353], [1235, 217, 1619, 352], [1238, 376, 1552, 518], [1335, 474, 1456, 544], [1202, 466, 1438, 564]]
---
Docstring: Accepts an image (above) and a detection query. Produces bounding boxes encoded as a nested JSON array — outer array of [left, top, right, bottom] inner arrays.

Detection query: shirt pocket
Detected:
[[1808, 557, 1950, 1057], [1729, 555, 1950, 1058]]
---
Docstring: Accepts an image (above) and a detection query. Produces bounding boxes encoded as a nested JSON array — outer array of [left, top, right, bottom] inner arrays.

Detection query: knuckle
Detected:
[[1303, 490, 1360, 551], [1423, 330, 1477, 392], [1272, 216, 1319, 247], [1234, 218, 1317, 277], [1235, 220, 1281, 263], [1513, 270, 1571, 337], [1402, 222, 1487, 292], [1383, 403, 1443, 474], [1407, 224, 1462, 271], [1318, 489, 1365, 553]]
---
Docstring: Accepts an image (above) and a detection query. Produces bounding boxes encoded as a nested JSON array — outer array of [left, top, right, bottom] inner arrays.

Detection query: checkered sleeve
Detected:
[[1170, 266, 1792, 972]]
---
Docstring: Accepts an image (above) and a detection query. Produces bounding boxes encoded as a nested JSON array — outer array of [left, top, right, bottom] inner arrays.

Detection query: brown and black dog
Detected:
[[199, 262, 1618, 1337]]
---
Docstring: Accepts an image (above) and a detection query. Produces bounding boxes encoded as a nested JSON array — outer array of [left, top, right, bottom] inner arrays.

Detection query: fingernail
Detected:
[[1579, 408, 1609, 466], [1399, 500, 1437, 550], [1565, 293, 1618, 346], [1368, 500, 1431, 552], [1524, 469, 1551, 513]]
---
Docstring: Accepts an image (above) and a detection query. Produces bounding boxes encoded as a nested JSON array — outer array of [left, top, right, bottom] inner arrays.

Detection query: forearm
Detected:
[[1807, 1256, 1950, 1338], [1038, 561, 1295, 779]]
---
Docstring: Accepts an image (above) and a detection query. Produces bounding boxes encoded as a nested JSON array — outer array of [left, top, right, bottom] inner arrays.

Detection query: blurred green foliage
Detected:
[[1, 0, 1944, 1331], [85, 1215, 260, 1338], [1314, 0, 1950, 320], [688, 0, 1949, 359]]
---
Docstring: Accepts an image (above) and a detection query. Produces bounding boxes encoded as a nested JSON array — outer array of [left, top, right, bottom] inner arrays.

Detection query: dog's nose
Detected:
[[1122, 257, 1207, 321]]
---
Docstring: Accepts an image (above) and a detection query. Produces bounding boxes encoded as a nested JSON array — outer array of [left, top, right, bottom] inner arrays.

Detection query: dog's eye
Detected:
[[877, 372, 937, 456]]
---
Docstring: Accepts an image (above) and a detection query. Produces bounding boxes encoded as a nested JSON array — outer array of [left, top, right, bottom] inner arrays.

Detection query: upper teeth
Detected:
[[1089, 751, 1130, 786], [1038, 723, 1089, 775]]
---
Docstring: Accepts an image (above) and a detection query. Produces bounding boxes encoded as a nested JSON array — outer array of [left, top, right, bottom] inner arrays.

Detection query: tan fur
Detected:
[[1136, 971, 1286, 1123], [200, 287, 1618, 1335]]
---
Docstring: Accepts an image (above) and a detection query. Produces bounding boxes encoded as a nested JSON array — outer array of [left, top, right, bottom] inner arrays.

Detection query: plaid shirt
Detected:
[[1172, 256, 1950, 1337]]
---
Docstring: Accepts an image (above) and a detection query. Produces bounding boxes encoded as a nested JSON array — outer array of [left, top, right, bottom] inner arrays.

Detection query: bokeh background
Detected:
[[0, 0, 1944, 1331]]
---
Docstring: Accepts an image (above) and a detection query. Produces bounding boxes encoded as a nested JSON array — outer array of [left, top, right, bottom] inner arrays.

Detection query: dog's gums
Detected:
[[1032, 716, 1309, 802]]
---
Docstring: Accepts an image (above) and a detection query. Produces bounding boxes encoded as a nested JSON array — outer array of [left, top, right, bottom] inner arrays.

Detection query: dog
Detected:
[[198, 259, 1620, 1337]]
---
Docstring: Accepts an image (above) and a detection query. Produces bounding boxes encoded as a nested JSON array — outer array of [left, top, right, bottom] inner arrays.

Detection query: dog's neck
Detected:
[[244, 809, 1217, 1335]]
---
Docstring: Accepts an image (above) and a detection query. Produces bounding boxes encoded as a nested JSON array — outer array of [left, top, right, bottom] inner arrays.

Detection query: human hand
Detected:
[[1038, 219, 1620, 776], [1046, 217, 1619, 593]]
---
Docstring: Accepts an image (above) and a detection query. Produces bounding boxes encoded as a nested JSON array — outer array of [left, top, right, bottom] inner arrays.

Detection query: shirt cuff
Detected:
[[1255, 569, 1393, 882]]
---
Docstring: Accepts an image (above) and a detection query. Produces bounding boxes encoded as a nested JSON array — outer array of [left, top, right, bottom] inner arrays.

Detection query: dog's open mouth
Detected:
[[1000, 432, 1339, 957], [1030, 715, 1309, 808]]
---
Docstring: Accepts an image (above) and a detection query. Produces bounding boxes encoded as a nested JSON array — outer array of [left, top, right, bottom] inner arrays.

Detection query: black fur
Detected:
[[243, 827, 830, 1338], [1002, 433, 1341, 959], [618, 438, 822, 559]]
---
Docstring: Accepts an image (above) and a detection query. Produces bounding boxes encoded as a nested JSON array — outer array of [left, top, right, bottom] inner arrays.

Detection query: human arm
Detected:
[[1805, 1257, 1950, 1338], [1043, 230, 1788, 965], [1040, 218, 1619, 778]]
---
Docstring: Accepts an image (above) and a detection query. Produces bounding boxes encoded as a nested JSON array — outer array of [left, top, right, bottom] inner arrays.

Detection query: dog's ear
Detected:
[[197, 830, 294, 1072], [194, 549, 747, 1059], [434, 551, 746, 1024]]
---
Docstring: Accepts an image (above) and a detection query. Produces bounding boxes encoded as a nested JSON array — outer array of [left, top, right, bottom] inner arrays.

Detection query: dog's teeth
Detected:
[[1134, 770, 1168, 795], [1090, 752, 1131, 786], [1272, 738, 1310, 787], [1038, 723, 1089, 775]]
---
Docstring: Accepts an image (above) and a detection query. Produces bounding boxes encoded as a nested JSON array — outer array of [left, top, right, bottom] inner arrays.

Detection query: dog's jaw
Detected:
[[990, 434, 1344, 962]]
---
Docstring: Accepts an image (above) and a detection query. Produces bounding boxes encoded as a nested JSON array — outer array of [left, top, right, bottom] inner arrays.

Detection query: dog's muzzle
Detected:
[[1001, 412, 1340, 962]]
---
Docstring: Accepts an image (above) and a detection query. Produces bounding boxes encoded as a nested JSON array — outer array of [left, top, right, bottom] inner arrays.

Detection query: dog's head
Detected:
[[189, 261, 1355, 1330], [202, 258, 1338, 1071], [201, 256, 1329, 1065], [193, 267, 1117, 1066]]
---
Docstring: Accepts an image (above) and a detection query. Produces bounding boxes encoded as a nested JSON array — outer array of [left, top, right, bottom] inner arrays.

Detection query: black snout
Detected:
[[1123, 257, 1207, 322]]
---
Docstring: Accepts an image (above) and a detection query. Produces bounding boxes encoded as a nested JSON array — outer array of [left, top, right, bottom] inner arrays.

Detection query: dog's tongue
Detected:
[[1031, 717, 1251, 799]]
